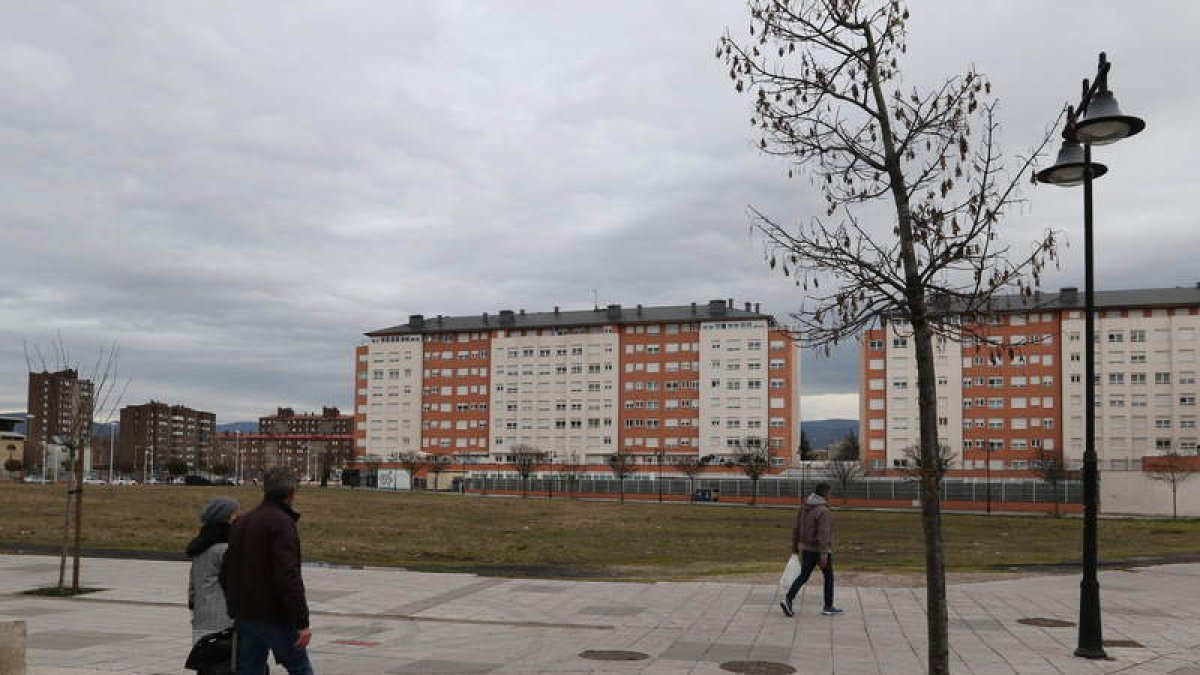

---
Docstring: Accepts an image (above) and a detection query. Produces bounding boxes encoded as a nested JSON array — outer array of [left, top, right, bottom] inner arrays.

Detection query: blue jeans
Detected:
[[236, 619, 313, 675], [785, 550, 834, 609]]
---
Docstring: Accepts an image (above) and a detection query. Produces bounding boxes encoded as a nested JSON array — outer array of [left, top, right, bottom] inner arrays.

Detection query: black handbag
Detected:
[[186, 626, 236, 673]]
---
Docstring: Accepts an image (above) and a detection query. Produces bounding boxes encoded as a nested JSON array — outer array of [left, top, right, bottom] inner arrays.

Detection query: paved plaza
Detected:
[[1, 554, 1198, 674]]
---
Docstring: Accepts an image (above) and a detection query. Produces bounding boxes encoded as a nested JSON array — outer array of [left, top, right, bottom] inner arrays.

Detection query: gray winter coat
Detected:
[[189, 542, 232, 639]]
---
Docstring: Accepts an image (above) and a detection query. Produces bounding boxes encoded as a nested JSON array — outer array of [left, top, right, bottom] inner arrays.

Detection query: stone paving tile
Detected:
[[3, 555, 1200, 674]]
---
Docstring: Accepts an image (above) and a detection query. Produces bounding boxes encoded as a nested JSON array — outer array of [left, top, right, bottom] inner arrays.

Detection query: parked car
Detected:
[[22, 475, 49, 484], [111, 477, 138, 485], [82, 477, 106, 486], [183, 475, 212, 486]]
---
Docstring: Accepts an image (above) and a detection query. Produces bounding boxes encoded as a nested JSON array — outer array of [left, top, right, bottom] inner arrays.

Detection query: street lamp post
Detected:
[[1036, 51, 1144, 660]]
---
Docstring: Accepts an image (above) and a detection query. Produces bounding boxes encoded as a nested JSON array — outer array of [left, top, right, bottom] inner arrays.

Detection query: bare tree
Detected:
[[734, 438, 770, 505], [510, 444, 544, 498], [900, 444, 957, 480], [24, 338, 125, 592], [1147, 453, 1197, 520], [558, 451, 586, 499], [718, 3, 1061, 668], [1032, 448, 1067, 517], [825, 460, 864, 502], [396, 451, 429, 490], [606, 450, 637, 503], [672, 453, 713, 502], [428, 454, 451, 491]]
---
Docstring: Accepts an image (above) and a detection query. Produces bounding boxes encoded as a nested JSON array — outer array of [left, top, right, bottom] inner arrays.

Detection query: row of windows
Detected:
[[498, 363, 613, 375], [1097, 415, 1198, 430], [1088, 327, 1198, 343], [1096, 372, 1195, 386], [961, 438, 1056, 451], [1082, 394, 1198, 408], [961, 396, 1056, 409], [625, 399, 699, 410]]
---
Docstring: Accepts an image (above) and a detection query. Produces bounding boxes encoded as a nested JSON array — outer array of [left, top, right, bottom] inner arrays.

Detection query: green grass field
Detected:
[[3, 483, 1197, 580]]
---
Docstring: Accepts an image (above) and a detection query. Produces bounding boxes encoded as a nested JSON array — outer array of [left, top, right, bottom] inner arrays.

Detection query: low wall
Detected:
[[1101, 471, 1200, 517]]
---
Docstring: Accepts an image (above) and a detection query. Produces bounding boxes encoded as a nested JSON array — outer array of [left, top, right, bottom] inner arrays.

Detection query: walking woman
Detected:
[[188, 497, 239, 643]]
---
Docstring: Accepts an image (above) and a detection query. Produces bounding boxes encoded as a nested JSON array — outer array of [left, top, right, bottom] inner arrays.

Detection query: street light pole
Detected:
[[1036, 52, 1144, 660]]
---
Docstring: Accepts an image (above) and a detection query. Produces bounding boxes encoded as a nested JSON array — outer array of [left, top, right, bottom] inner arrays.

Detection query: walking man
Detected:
[[780, 482, 842, 617], [220, 467, 313, 674]]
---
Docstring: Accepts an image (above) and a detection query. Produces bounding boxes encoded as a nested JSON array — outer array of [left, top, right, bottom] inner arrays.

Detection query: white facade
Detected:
[[699, 319, 772, 461], [488, 331, 620, 463], [364, 335, 424, 458], [1061, 309, 1200, 469], [876, 321, 965, 469]]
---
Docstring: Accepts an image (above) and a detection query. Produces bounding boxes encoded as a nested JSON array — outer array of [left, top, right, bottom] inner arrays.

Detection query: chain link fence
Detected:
[[456, 476, 1082, 505]]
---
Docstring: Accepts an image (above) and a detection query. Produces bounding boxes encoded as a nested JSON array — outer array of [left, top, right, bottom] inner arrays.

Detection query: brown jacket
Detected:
[[791, 494, 833, 553], [219, 498, 309, 629]]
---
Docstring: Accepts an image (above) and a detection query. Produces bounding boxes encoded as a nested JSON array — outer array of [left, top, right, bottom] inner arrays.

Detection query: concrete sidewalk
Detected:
[[1, 554, 1197, 674]]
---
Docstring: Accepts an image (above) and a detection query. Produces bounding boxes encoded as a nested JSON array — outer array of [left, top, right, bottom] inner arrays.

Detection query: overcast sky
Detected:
[[2, 1, 1197, 423]]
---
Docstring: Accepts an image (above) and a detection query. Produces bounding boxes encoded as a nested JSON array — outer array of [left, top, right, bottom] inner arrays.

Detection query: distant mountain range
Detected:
[[801, 419, 858, 450]]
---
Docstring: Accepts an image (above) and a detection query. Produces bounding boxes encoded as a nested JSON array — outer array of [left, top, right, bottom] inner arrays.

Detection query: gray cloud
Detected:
[[2, 1, 1196, 421]]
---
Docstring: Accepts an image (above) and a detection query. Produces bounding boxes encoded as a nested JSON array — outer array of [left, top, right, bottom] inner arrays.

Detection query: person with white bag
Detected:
[[779, 483, 842, 617]]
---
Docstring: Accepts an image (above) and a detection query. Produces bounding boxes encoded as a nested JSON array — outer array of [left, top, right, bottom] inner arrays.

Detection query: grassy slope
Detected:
[[3, 484, 1197, 579]]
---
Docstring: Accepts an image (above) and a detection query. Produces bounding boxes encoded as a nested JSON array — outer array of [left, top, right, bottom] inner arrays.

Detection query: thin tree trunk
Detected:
[[865, 20, 950, 672], [913, 315, 950, 675]]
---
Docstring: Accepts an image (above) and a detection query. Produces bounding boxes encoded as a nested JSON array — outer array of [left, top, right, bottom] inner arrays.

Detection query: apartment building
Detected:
[[25, 369, 95, 475], [860, 286, 1200, 476], [248, 407, 355, 479], [356, 300, 802, 473], [116, 402, 215, 478]]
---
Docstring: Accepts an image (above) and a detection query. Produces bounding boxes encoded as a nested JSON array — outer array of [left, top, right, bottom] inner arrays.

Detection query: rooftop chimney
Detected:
[[482, 312, 489, 325], [754, 302, 760, 313], [636, 303, 643, 317], [499, 309, 516, 326], [606, 304, 622, 322], [744, 302, 752, 312], [691, 302, 697, 315], [554, 306, 560, 315], [436, 315, 443, 326], [709, 299, 728, 316], [1059, 287, 1079, 304], [409, 314, 425, 329]]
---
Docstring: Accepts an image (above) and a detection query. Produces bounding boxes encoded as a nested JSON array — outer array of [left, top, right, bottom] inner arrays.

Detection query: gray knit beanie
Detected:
[[199, 497, 239, 525]]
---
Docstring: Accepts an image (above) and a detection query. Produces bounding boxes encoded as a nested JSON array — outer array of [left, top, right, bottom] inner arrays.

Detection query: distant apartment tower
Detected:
[[117, 402, 216, 478], [236, 407, 356, 480], [260, 407, 354, 436], [355, 300, 802, 472], [860, 286, 1200, 476], [25, 369, 95, 474]]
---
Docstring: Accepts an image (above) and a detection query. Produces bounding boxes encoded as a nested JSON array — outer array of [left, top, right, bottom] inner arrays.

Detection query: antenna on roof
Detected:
[[592, 289, 599, 310]]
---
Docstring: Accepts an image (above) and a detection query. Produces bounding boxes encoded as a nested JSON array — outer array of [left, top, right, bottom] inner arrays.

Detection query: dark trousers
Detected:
[[785, 550, 834, 609], [236, 619, 313, 675]]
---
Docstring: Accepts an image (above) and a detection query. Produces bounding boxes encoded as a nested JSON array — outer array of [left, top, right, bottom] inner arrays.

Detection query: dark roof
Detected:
[[967, 287, 1200, 313], [366, 301, 777, 337]]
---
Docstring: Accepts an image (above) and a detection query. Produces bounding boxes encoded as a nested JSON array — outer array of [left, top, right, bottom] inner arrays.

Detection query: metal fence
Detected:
[[457, 476, 1082, 505]]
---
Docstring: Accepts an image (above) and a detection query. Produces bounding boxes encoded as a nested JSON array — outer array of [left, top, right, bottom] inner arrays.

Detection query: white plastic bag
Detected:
[[778, 554, 801, 593]]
